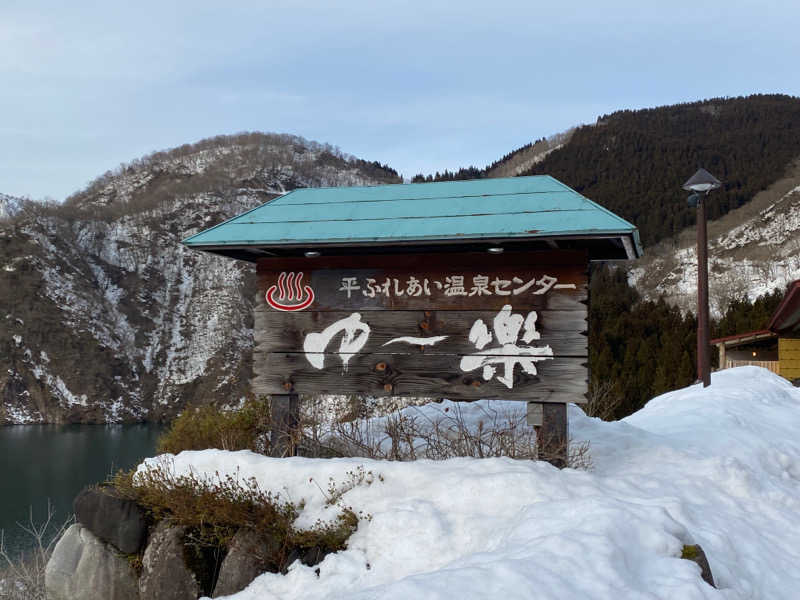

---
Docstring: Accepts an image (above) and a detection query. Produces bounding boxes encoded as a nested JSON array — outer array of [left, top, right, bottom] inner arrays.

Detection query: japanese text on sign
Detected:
[[337, 274, 576, 299]]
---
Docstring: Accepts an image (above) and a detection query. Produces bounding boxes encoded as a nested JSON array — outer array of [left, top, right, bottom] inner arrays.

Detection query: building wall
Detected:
[[727, 348, 778, 361], [779, 338, 800, 380]]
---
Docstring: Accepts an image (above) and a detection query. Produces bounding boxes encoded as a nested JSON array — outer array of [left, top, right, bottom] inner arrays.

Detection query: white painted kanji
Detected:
[[459, 305, 553, 389], [303, 313, 370, 370]]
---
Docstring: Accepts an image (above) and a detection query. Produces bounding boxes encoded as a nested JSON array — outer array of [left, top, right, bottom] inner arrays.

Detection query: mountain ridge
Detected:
[[629, 158, 800, 315], [1, 133, 400, 424], [0, 193, 24, 221], [520, 94, 800, 247], [4, 96, 800, 424], [413, 93, 800, 316]]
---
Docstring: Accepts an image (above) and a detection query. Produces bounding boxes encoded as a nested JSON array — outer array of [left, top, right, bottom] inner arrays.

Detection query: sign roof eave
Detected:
[[185, 228, 637, 246], [182, 175, 642, 258]]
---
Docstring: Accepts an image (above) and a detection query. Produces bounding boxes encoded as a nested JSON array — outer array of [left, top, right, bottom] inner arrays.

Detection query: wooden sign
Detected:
[[252, 251, 588, 402]]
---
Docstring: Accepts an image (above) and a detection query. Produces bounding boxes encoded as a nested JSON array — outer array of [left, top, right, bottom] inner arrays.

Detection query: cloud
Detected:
[[1, 0, 799, 199]]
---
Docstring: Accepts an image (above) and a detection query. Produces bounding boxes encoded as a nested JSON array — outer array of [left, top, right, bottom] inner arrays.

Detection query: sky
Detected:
[[2, 0, 800, 201]]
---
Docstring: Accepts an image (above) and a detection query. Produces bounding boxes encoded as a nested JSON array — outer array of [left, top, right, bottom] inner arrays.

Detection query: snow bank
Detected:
[[139, 367, 800, 599]]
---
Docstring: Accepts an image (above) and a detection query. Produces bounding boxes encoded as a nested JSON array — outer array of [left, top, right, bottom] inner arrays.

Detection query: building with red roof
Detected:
[[712, 280, 800, 382]]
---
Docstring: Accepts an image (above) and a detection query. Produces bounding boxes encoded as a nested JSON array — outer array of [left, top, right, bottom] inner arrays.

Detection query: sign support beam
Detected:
[[535, 402, 568, 468], [269, 394, 300, 457]]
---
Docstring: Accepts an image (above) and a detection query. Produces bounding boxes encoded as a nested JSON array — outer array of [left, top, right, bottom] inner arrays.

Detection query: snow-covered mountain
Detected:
[[0, 133, 400, 424], [485, 129, 573, 178], [629, 164, 800, 316], [4, 122, 798, 424], [0, 193, 24, 220]]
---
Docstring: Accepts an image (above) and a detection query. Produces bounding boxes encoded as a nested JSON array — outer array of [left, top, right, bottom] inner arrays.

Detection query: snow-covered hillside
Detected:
[[0, 134, 400, 424], [486, 129, 574, 178], [142, 367, 800, 599], [0, 193, 23, 220], [630, 180, 800, 316]]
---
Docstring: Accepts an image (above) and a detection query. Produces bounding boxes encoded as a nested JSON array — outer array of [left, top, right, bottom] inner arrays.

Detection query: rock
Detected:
[[212, 529, 278, 597], [45, 523, 139, 600], [301, 545, 332, 567], [139, 521, 200, 600], [74, 486, 148, 554], [282, 547, 302, 574], [279, 545, 332, 575], [682, 544, 715, 587]]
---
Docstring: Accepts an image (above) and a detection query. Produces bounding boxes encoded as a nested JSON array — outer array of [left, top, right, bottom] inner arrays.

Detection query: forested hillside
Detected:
[[589, 265, 788, 419], [522, 94, 800, 246], [5, 96, 799, 423], [407, 95, 800, 417], [412, 95, 800, 248]]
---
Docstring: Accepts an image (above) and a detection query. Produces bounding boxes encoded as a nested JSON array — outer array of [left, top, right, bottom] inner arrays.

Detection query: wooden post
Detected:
[[697, 197, 711, 387], [535, 402, 568, 468], [270, 394, 300, 457]]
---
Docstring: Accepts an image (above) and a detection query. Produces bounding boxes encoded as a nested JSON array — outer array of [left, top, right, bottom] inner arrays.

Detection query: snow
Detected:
[[29, 360, 88, 407], [629, 185, 800, 316], [105, 396, 126, 423], [3, 136, 402, 422], [137, 367, 800, 600], [0, 192, 22, 220], [3, 402, 40, 424], [719, 185, 800, 250]]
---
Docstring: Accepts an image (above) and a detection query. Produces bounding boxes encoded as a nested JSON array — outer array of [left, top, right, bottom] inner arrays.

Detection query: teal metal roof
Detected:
[[183, 175, 642, 260]]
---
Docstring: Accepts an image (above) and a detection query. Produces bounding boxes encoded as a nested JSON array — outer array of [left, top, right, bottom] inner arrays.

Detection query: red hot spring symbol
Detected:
[[266, 272, 315, 311]]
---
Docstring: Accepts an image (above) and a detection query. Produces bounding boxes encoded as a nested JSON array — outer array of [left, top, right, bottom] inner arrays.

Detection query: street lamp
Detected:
[[683, 168, 722, 387]]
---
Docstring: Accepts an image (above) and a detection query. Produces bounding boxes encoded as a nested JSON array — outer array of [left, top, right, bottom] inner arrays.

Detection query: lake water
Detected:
[[0, 424, 165, 558]]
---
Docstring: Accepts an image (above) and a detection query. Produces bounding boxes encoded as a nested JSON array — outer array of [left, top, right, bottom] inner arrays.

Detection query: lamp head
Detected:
[[683, 168, 722, 193]]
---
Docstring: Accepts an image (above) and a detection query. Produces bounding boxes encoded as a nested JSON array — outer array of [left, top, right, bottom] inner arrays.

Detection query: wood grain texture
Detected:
[[257, 281, 587, 312], [252, 250, 589, 403], [252, 352, 587, 402], [255, 309, 587, 357], [538, 403, 568, 468], [269, 394, 299, 458], [258, 271, 586, 312], [256, 250, 588, 312]]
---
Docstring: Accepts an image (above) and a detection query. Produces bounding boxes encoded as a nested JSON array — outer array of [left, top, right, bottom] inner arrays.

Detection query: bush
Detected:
[[157, 398, 270, 455], [110, 464, 366, 577], [302, 399, 592, 468]]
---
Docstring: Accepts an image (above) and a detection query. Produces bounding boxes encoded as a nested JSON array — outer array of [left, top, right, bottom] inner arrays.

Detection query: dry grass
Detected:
[[158, 393, 591, 469], [585, 380, 623, 422], [110, 464, 365, 576], [157, 397, 270, 455], [307, 400, 537, 460], [0, 503, 72, 600], [301, 398, 592, 469]]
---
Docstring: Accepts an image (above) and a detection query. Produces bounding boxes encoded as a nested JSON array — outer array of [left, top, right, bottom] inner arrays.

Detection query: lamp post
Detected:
[[683, 168, 722, 387]]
